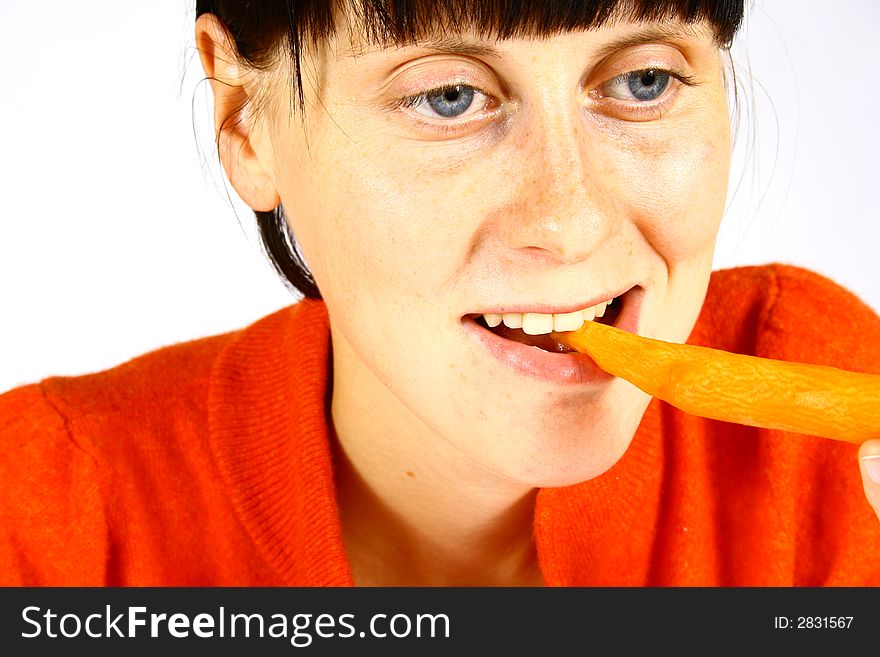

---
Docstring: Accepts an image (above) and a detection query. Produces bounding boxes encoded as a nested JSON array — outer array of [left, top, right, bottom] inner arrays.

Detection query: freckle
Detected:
[[406, 470, 416, 478]]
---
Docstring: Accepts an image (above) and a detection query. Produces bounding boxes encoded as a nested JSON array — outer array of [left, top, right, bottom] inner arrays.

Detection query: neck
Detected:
[[329, 342, 544, 586]]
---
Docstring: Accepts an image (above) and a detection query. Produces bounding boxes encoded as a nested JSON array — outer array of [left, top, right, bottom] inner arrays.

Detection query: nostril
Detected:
[[503, 211, 622, 266]]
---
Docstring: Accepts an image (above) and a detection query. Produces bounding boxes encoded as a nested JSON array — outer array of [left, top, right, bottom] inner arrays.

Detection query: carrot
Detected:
[[552, 320, 880, 444]]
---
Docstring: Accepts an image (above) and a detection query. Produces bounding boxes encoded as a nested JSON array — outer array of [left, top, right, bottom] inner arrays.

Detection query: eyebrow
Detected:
[[345, 35, 503, 58], [346, 22, 703, 60], [408, 36, 504, 58], [589, 24, 703, 60]]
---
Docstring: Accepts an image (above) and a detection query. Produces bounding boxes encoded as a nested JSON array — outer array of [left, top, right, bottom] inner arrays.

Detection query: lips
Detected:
[[473, 298, 623, 352], [462, 286, 642, 385]]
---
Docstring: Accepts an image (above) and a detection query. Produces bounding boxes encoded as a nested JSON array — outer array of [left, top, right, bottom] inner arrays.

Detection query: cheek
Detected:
[[295, 149, 490, 312], [275, 145, 423, 308], [623, 127, 730, 263]]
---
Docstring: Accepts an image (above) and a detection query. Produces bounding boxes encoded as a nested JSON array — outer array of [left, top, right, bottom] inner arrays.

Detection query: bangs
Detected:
[[344, 0, 744, 49], [278, 0, 743, 108]]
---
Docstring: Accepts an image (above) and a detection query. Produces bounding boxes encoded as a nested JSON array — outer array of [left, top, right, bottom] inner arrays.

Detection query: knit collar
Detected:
[[534, 403, 664, 586], [208, 299, 354, 585], [208, 299, 665, 586]]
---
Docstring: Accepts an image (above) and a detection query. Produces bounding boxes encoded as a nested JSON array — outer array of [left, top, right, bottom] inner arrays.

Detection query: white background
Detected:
[[1, 1, 878, 393]]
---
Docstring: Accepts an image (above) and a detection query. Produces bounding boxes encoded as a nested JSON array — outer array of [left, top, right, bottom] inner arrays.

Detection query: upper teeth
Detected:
[[483, 298, 614, 335]]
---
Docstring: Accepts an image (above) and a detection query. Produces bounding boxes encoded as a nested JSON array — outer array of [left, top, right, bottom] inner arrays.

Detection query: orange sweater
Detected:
[[1, 265, 879, 586]]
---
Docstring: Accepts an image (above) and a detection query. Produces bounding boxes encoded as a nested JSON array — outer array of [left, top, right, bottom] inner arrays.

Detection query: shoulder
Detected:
[[0, 325, 239, 585], [696, 264, 880, 373], [0, 325, 237, 502], [689, 265, 880, 583], [0, 303, 315, 452], [0, 302, 319, 584], [39, 329, 238, 446], [0, 382, 110, 583]]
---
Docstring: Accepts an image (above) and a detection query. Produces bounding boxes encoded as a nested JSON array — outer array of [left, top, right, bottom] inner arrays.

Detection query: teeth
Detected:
[[484, 313, 503, 327], [502, 313, 523, 329], [553, 310, 584, 332], [484, 297, 616, 335], [522, 313, 554, 335]]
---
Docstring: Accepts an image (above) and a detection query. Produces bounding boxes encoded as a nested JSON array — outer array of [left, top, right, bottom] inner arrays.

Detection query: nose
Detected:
[[498, 102, 622, 265]]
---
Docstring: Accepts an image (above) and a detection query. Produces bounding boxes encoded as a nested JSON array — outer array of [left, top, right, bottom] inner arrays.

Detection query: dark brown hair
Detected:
[[195, 1, 745, 299]]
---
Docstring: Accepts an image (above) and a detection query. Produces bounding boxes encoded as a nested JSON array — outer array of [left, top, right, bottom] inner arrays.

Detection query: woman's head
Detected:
[[196, 0, 743, 299], [196, 1, 743, 487]]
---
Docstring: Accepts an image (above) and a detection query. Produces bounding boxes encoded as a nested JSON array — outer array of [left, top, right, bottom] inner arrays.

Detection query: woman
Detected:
[[1, 0, 878, 586]]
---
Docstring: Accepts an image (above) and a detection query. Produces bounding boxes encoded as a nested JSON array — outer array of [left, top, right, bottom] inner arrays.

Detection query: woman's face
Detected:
[[252, 18, 731, 486]]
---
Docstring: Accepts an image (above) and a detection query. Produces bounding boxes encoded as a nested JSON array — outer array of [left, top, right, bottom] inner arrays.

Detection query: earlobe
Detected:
[[195, 13, 280, 212]]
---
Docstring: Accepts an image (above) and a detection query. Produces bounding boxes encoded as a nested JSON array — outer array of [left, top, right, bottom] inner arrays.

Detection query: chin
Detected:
[[510, 392, 651, 488], [485, 422, 640, 489]]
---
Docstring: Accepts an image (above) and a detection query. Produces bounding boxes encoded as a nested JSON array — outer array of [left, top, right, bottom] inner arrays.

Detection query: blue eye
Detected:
[[602, 69, 674, 102], [627, 70, 670, 101], [426, 85, 475, 117], [400, 84, 488, 119]]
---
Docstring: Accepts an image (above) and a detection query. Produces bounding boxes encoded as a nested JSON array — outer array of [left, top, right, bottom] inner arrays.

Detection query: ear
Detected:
[[195, 13, 280, 211]]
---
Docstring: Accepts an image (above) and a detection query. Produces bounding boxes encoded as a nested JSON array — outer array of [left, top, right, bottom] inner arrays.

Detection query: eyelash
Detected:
[[593, 68, 697, 119], [388, 67, 697, 133], [391, 82, 490, 111], [386, 82, 496, 137], [619, 68, 695, 85]]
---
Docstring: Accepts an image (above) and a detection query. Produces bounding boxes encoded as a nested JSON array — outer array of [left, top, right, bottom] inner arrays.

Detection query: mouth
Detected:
[[467, 294, 624, 354], [461, 286, 641, 385]]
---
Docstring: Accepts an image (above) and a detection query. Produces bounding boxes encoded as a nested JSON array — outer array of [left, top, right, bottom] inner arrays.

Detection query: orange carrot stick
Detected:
[[552, 321, 880, 444]]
